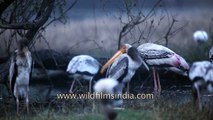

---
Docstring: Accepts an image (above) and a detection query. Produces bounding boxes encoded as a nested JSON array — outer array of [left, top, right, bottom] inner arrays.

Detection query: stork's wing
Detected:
[[76, 57, 100, 75], [189, 61, 211, 81], [26, 51, 33, 81], [138, 49, 174, 60], [166, 67, 187, 76], [107, 55, 128, 82], [67, 55, 100, 75], [82, 58, 100, 74], [204, 64, 213, 82], [9, 52, 17, 93]]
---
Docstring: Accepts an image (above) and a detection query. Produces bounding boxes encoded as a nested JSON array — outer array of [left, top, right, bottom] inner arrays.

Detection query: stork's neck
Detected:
[[127, 47, 142, 64], [17, 47, 28, 57]]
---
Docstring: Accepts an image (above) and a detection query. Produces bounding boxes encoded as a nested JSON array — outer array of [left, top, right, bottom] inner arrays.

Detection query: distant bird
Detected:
[[137, 43, 189, 93], [66, 55, 101, 93], [100, 44, 149, 92], [94, 78, 124, 120], [189, 61, 213, 110], [193, 30, 208, 43], [9, 38, 33, 114], [209, 47, 213, 62]]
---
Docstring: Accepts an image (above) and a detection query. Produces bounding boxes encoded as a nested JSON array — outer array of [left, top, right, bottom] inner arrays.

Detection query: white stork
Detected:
[[209, 47, 213, 62], [66, 55, 101, 93], [94, 78, 124, 120], [137, 43, 189, 93], [9, 38, 33, 114], [100, 44, 149, 92], [193, 30, 208, 43], [189, 61, 213, 110]]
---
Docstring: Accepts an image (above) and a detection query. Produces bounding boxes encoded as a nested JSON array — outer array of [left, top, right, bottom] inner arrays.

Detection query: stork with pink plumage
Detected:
[[137, 43, 189, 93]]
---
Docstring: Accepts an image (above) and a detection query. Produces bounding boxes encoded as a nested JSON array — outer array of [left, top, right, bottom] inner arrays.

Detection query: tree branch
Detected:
[[25, 0, 55, 42], [0, 0, 54, 32], [0, 20, 36, 29], [164, 18, 177, 47], [117, 0, 162, 49], [0, 0, 15, 17], [43, 0, 78, 28]]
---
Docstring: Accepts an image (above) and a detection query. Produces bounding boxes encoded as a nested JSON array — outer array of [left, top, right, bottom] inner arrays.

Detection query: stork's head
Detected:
[[177, 54, 190, 71], [117, 44, 132, 54], [100, 44, 131, 74], [123, 44, 132, 51], [18, 37, 28, 51]]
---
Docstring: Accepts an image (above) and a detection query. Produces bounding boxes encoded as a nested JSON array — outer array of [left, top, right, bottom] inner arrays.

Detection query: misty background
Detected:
[[1, 0, 213, 59]]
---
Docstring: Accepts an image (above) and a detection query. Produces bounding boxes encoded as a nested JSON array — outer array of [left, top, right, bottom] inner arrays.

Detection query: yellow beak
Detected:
[[100, 49, 125, 74]]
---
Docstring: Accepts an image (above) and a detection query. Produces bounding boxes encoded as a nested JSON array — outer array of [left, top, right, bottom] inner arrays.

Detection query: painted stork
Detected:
[[165, 55, 189, 76], [193, 30, 208, 43], [9, 38, 33, 114], [209, 47, 213, 62], [189, 61, 213, 110], [66, 55, 101, 93], [94, 78, 124, 120], [137, 43, 189, 93], [100, 44, 149, 92]]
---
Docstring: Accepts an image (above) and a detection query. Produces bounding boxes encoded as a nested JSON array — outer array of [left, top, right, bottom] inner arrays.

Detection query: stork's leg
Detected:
[[152, 68, 158, 92], [156, 71, 161, 93], [193, 81, 204, 111], [192, 86, 198, 107], [92, 100, 96, 113], [127, 82, 130, 93], [16, 86, 19, 115], [196, 87, 202, 111], [89, 77, 94, 93], [76, 79, 83, 87], [69, 79, 76, 93], [26, 85, 29, 114]]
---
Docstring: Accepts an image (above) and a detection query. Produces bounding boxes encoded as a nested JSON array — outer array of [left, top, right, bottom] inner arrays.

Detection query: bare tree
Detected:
[[109, 0, 186, 49], [0, 0, 78, 53], [116, 0, 162, 49], [0, 0, 78, 97]]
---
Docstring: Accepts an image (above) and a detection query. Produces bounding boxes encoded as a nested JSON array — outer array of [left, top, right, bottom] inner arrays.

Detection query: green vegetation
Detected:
[[1, 90, 212, 120]]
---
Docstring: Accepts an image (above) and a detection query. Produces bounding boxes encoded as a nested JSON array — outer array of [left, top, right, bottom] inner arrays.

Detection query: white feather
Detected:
[[204, 64, 213, 82], [145, 55, 179, 67], [193, 30, 208, 42], [124, 54, 142, 83], [137, 43, 181, 67], [67, 55, 100, 75], [107, 53, 141, 83], [166, 67, 188, 76], [138, 43, 189, 76], [94, 78, 118, 94], [189, 61, 211, 81], [137, 43, 175, 53]]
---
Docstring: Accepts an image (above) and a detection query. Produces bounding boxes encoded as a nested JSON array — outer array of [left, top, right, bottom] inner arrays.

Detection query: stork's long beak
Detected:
[[141, 60, 149, 71], [100, 49, 125, 74]]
